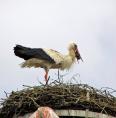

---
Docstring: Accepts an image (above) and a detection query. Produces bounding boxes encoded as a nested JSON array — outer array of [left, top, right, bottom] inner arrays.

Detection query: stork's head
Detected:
[[68, 42, 83, 62]]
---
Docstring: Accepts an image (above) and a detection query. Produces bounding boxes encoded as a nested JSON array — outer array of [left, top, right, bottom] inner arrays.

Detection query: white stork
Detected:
[[14, 42, 82, 82]]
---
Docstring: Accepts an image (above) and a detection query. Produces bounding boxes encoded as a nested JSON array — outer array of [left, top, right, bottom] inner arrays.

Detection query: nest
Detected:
[[0, 78, 116, 118]]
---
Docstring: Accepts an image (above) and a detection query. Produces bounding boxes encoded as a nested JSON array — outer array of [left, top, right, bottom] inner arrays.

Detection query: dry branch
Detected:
[[0, 79, 116, 118]]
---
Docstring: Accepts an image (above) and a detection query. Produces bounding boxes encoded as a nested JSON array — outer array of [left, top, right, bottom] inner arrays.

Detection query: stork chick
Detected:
[[14, 42, 82, 83]]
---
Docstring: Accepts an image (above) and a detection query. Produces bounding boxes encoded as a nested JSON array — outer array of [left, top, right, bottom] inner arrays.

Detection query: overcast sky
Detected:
[[0, 0, 116, 98]]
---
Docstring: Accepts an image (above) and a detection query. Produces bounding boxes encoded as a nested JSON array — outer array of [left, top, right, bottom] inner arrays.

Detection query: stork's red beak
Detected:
[[75, 48, 83, 62]]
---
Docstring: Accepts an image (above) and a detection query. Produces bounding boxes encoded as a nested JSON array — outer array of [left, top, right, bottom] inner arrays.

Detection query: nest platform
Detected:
[[0, 82, 116, 118]]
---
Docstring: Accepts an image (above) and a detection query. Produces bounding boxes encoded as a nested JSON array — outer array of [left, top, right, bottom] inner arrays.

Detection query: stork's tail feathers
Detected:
[[14, 45, 30, 60]]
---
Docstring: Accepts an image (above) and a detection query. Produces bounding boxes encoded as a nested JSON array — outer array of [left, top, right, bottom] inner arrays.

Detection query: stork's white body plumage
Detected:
[[21, 49, 75, 70], [14, 42, 82, 82]]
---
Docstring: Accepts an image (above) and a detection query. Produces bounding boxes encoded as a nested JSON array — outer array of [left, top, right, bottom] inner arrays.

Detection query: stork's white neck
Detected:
[[68, 49, 76, 61], [61, 49, 76, 70]]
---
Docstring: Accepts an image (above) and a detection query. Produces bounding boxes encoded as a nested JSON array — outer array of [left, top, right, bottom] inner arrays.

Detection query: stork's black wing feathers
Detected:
[[14, 45, 55, 63]]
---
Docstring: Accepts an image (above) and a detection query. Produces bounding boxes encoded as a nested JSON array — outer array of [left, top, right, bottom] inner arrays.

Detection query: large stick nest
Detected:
[[0, 77, 116, 118]]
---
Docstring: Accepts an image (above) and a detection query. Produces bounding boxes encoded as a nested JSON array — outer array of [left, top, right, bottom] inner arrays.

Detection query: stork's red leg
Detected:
[[44, 70, 48, 82]]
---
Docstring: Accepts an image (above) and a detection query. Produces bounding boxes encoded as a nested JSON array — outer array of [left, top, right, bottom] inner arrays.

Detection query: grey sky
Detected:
[[0, 0, 116, 98]]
